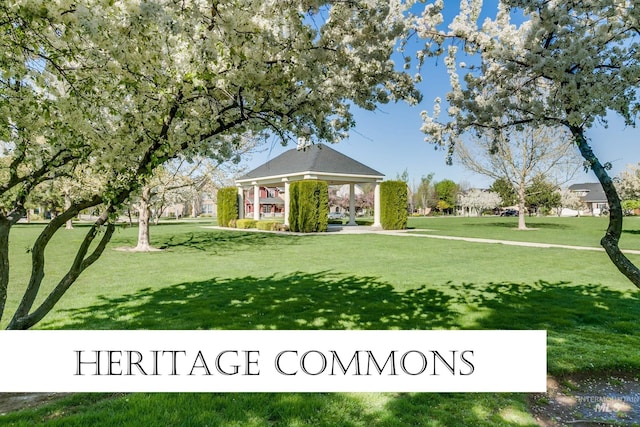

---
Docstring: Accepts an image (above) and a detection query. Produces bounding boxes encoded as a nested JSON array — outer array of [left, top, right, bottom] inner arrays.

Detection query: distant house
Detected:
[[568, 183, 609, 216], [158, 190, 218, 219], [244, 186, 285, 218], [200, 192, 217, 216]]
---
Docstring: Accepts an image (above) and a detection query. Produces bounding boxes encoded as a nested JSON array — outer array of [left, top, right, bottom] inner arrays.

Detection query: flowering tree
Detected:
[[458, 189, 501, 216], [131, 133, 257, 252], [617, 164, 640, 202], [417, 0, 640, 287], [0, 0, 419, 329], [356, 183, 375, 216], [616, 164, 640, 215]]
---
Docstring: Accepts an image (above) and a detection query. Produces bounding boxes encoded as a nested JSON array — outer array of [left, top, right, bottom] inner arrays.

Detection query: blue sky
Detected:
[[243, 101, 640, 190], [240, 2, 640, 190]]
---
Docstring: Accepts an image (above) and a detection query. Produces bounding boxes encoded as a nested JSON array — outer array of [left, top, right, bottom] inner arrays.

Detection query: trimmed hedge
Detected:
[[256, 220, 279, 231], [380, 180, 408, 230], [236, 219, 257, 229], [288, 180, 329, 233], [217, 187, 239, 227]]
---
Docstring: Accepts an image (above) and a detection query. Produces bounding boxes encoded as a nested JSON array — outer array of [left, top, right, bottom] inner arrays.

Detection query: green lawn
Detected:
[[2, 217, 640, 426]]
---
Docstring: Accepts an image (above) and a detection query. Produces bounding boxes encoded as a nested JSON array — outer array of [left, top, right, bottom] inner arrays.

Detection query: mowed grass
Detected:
[[3, 217, 640, 426]]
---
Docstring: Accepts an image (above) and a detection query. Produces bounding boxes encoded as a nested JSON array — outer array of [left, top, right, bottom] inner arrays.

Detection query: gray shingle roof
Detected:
[[569, 182, 607, 202], [238, 143, 383, 180]]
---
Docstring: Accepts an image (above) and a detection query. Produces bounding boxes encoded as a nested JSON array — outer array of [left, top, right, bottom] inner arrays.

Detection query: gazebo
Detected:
[[235, 144, 384, 227]]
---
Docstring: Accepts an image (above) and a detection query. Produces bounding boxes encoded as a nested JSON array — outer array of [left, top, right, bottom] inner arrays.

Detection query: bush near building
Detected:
[[256, 221, 279, 231], [216, 187, 239, 227], [381, 180, 408, 230], [288, 180, 329, 232]]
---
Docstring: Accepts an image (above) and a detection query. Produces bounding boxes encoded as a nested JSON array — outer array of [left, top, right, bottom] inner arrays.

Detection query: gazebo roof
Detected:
[[236, 143, 384, 185]]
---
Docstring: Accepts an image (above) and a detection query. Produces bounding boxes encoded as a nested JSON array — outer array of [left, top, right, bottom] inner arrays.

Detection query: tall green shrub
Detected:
[[288, 180, 328, 232], [288, 181, 299, 232], [380, 180, 408, 230], [217, 187, 239, 227]]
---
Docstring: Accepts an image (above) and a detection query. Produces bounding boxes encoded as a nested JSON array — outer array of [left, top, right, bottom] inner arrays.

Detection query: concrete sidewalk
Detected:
[[206, 225, 640, 255], [378, 229, 640, 256]]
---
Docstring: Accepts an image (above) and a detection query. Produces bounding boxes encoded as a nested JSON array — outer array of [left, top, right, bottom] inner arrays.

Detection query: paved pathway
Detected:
[[208, 225, 640, 255], [326, 225, 640, 255]]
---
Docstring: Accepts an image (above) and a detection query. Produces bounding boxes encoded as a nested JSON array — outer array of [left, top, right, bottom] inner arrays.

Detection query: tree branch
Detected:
[[8, 194, 103, 324], [7, 207, 116, 330], [572, 126, 640, 288]]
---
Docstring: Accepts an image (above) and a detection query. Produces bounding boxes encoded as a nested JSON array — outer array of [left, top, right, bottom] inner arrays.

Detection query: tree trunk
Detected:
[[517, 179, 527, 230], [0, 207, 28, 324], [64, 189, 73, 230], [0, 220, 9, 323], [191, 198, 198, 218], [572, 126, 640, 288], [8, 208, 115, 329], [135, 185, 153, 251]]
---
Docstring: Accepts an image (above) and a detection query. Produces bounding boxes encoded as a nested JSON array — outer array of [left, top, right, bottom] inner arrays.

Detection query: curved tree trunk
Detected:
[[572, 126, 640, 288], [8, 213, 115, 329], [0, 220, 10, 322], [7, 196, 112, 329], [1, 208, 28, 324]]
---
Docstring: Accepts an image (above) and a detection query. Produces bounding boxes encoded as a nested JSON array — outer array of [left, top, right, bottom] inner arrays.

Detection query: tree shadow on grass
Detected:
[[109, 230, 302, 255], [382, 282, 640, 425], [47, 271, 458, 330], [450, 281, 640, 374], [32, 277, 640, 426], [475, 221, 572, 229], [48, 272, 640, 365], [47, 272, 640, 375]]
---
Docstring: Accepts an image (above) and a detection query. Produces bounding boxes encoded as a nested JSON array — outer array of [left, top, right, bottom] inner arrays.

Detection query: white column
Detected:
[[253, 184, 260, 221], [348, 183, 356, 226], [373, 181, 381, 228], [237, 186, 244, 219], [283, 180, 290, 226]]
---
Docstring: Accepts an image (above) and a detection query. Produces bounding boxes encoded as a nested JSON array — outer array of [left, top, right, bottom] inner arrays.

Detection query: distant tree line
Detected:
[[394, 171, 580, 218]]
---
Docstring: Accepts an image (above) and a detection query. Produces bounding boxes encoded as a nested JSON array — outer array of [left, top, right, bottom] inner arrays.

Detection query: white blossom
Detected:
[[458, 189, 502, 216], [616, 164, 640, 201], [0, 0, 421, 328]]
